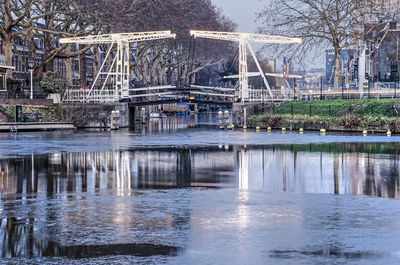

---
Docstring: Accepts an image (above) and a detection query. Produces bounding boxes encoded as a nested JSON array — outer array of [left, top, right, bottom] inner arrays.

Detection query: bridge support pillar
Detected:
[[141, 107, 147, 124], [113, 103, 130, 128], [232, 102, 285, 127]]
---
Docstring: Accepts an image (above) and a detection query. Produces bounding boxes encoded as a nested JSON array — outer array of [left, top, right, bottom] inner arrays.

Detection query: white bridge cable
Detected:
[[246, 40, 273, 99], [99, 44, 119, 100], [89, 43, 114, 99]]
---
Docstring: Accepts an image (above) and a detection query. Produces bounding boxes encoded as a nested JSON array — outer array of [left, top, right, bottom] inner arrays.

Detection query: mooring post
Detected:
[[141, 107, 146, 124], [218, 111, 224, 129], [244, 107, 247, 128], [224, 110, 230, 128]]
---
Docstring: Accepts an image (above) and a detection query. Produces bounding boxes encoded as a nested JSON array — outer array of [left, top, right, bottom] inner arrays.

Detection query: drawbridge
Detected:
[[60, 30, 301, 104], [190, 30, 301, 102]]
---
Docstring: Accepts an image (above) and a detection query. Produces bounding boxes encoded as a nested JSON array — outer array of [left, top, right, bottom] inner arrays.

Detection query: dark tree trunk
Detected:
[[79, 45, 87, 86]]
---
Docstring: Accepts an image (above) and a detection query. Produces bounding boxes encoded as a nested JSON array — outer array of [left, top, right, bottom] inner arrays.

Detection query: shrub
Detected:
[[262, 115, 282, 127], [337, 114, 363, 129], [40, 72, 65, 94], [389, 119, 400, 133]]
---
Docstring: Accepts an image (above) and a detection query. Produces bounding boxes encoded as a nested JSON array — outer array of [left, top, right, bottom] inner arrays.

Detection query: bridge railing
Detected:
[[62, 84, 238, 103], [298, 89, 400, 100], [63, 88, 117, 103]]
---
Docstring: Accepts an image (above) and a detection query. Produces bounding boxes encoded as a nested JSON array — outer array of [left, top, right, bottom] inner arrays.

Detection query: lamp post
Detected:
[[28, 60, 35, 100], [293, 77, 296, 99], [368, 76, 371, 99], [341, 75, 344, 99], [319, 75, 322, 100]]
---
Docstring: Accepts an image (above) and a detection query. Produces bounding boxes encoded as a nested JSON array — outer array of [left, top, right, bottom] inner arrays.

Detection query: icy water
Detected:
[[1, 115, 400, 264]]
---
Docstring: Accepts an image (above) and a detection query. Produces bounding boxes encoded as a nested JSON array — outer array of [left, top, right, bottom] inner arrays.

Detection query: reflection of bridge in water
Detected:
[[1, 143, 400, 196], [1, 143, 400, 258]]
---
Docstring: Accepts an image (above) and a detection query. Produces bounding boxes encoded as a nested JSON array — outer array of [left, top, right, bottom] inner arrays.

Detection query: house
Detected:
[[0, 61, 16, 99]]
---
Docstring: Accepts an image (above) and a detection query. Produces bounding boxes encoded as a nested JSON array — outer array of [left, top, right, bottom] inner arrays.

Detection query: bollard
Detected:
[[141, 107, 146, 124], [243, 108, 247, 128], [15, 105, 23, 123], [224, 110, 230, 127], [282, 127, 286, 132], [320, 129, 326, 134], [256, 126, 260, 131], [387, 130, 392, 137], [86, 85, 90, 101], [218, 111, 224, 129], [243, 126, 247, 131], [110, 110, 120, 130], [231, 124, 235, 130], [299, 128, 304, 133], [363, 130, 368, 136], [79, 85, 83, 102], [267, 127, 271, 132]]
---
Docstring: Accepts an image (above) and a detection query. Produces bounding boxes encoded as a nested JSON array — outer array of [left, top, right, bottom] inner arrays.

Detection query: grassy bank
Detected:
[[249, 99, 400, 132], [3, 104, 62, 122], [275, 99, 400, 118]]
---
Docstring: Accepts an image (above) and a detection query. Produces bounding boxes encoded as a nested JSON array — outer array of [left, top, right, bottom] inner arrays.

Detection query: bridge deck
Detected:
[[128, 98, 233, 107]]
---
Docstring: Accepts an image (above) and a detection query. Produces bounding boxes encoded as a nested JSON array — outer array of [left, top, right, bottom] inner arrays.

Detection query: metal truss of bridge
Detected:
[[190, 30, 301, 102], [60, 31, 176, 103], [126, 84, 236, 107], [60, 30, 300, 105]]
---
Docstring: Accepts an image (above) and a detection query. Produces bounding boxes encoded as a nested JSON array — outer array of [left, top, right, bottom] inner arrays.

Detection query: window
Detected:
[[0, 73, 5, 90], [73, 59, 80, 73]]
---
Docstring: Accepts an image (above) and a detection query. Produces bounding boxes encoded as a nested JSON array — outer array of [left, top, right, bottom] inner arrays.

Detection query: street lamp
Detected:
[[28, 60, 35, 100], [318, 75, 322, 100], [368, 76, 371, 99]]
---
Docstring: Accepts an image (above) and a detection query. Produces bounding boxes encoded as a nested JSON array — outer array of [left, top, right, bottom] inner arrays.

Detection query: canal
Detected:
[[1, 114, 400, 264]]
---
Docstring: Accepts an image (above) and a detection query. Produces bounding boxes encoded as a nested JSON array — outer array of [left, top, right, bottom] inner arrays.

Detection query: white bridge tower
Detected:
[[190, 30, 301, 102], [60, 31, 176, 102]]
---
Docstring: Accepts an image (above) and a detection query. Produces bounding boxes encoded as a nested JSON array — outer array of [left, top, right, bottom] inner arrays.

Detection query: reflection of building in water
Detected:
[[0, 148, 236, 196], [238, 150, 249, 190], [1, 217, 38, 258], [235, 145, 400, 199], [1, 144, 400, 198], [136, 113, 216, 133]]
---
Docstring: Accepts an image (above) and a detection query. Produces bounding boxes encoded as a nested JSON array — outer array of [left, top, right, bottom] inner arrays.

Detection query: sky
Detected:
[[211, 0, 266, 33], [211, 0, 324, 70]]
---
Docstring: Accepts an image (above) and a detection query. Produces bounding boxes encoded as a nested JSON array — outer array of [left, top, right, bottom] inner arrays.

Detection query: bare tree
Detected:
[[1, 0, 107, 82], [0, 0, 38, 75], [258, 0, 373, 90], [1, 0, 235, 89], [26, 0, 104, 78], [125, 0, 237, 86]]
